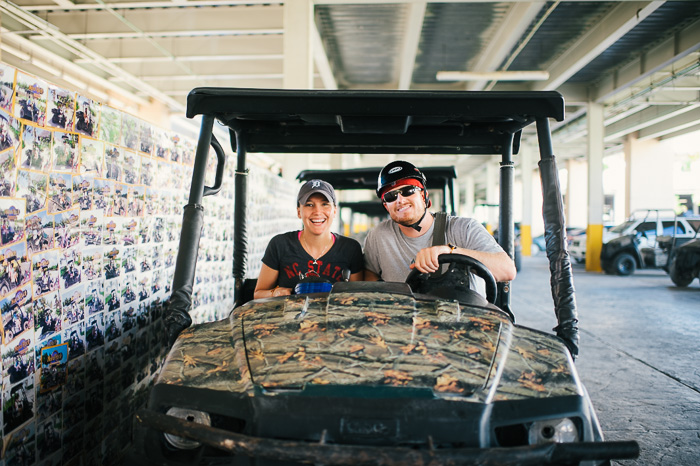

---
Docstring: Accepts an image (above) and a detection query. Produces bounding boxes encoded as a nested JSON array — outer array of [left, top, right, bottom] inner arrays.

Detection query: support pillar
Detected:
[[520, 143, 534, 256], [624, 135, 674, 215], [585, 102, 605, 272]]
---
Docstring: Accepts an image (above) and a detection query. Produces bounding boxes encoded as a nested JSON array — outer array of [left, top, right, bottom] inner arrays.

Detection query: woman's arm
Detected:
[[349, 270, 364, 281], [253, 263, 292, 299]]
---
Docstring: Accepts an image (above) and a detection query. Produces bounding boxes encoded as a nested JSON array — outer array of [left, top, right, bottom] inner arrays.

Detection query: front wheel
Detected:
[[669, 256, 694, 287], [612, 252, 637, 276]]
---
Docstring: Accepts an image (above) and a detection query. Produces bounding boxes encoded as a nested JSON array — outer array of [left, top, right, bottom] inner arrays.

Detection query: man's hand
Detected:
[[410, 245, 453, 273]]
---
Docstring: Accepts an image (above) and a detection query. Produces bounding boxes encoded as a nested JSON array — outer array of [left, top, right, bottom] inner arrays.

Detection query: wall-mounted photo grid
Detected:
[[0, 62, 299, 465]]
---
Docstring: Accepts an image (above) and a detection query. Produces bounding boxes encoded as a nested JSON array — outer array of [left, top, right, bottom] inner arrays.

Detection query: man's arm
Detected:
[[364, 269, 381, 281], [411, 245, 516, 282]]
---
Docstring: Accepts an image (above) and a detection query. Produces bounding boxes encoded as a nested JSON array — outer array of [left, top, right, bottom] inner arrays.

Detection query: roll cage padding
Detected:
[[537, 118, 579, 357]]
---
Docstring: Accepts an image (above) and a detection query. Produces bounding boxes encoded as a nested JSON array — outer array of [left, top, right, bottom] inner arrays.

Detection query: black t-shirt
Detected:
[[262, 231, 364, 288]]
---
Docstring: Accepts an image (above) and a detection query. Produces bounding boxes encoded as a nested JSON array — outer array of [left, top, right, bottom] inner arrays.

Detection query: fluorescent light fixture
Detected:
[[0, 43, 30, 61], [32, 58, 61, 76], [88, 87, 108, 102], [63, 74, 87, 90], [436, 70, 550, 82]]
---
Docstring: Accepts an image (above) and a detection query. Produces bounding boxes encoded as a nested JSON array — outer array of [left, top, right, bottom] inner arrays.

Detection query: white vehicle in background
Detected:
[[569, 209, 680, 265]]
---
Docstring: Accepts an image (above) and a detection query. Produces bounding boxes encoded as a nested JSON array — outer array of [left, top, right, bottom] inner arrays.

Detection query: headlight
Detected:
[[528, 418, 578, 444], [163, 407, 211, 450]]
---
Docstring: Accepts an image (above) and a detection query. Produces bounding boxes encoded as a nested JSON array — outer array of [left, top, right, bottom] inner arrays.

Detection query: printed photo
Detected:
[[128, 185, 145, 217], [20, 124, 52, 172], [51, 131, 79, 172], [31, 249, 60, 298], [121, 113, 139, 150], [86, 312, 105, 352], [86, 347, 104, 384], [1, 242, 31, 300], [79, 137, 104, 176], [121, 218, 138, 247], [92, 177, 111, 211], [0, 63, 16, 113], [61, 284, 85, 329], [104, 246, 121, 281], [14, 71, 47, 126], [16, 168, 49, 213], [1, 152, 20, 206], [73, 175, 94, 211], [59, 247, 82, 290], [1, 282, 31, 344], [139, 155, 154, 186], [64, 321, 86, 361], [36, 386, 62, 422], [138, 118, 154, 155], [25, 209, 54, 254], [39, 343, 68, 398], [34, 291, 62, 342], [2, 329, 36, 388], [103, 143, 122, 182], [38, 416, 62, 461], [105, 308, 122, 343], [53, 207, 80, 249], [80, 210, 103, 248], [5, 422, 36, 466], [123, 149, 139, 184], [46, 85, 75, 130], [85, 278, 105, 315], [73, 96, 98, 137], [48, 172, 73, 213], [121, 246, 137, 276], [0, 197, 26, 246], [98, 104, 121, 144], [1, 108, 21, 153], [2, 377, 36, 434], [65, 357, 85, 397]]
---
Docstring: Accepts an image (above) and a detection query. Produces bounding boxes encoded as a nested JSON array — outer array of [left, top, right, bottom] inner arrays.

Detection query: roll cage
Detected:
[[164, 88, 577, 356]]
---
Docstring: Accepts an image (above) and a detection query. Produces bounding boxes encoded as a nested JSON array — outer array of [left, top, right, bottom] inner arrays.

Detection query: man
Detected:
[[364, 161, 516, 288]]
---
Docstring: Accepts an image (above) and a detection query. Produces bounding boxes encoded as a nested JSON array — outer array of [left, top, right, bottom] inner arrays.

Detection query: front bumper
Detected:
[[135, 409, 639, 466]]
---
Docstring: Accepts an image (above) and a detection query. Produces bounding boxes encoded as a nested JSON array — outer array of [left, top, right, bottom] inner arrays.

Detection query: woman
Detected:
[[254, 179, 364, 299]]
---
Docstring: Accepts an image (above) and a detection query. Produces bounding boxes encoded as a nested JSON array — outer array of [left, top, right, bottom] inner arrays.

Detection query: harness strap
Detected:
[[432, 211, 448, 247]]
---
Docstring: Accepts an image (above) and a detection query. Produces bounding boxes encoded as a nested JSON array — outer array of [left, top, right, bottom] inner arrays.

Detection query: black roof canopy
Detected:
[[186, 88, 564, 155]]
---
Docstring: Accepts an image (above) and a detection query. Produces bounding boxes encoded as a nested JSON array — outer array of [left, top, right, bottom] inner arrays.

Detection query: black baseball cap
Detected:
[[297, 179, 337, 206]]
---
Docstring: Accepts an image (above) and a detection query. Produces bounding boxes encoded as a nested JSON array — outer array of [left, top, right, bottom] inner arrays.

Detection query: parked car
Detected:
[[601, 211, 699, 275], [668, 236, 700, 287], [130, 88, 638, 465]]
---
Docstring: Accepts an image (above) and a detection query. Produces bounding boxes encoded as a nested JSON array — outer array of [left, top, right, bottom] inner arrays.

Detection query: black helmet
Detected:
[[376, 160, 427, 197]]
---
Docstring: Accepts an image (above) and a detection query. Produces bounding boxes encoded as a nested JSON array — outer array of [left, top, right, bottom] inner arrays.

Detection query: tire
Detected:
[[669, 256, 694, 287], [612, 253, 637, 276]]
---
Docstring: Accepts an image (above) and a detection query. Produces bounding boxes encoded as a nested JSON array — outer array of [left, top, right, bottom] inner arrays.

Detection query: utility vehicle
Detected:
[[131, 88, 638, 465]]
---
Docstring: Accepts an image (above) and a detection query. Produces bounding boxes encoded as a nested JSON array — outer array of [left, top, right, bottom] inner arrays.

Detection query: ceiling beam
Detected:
[[26, 1, 283, 12], [467, 1, 545, 91], [638, 106, 700, 140], [398, 1, 426, 90], [33, 29, 284, 41], [534, 1, 665, 91]]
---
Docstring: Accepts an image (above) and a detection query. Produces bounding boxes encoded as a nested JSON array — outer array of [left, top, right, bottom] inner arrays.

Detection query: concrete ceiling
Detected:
[[2, 1, 700, 179]]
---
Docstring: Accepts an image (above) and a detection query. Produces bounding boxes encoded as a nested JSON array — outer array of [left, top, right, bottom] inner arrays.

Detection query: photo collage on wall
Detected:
[[0, 62, 251, 466]]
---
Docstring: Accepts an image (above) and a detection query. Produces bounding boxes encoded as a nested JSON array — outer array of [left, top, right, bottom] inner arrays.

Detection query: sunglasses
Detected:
[[382, 186, 422, 203]]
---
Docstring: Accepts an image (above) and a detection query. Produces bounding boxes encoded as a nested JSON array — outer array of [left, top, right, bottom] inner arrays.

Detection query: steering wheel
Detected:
[[405, 253, 498, 304]]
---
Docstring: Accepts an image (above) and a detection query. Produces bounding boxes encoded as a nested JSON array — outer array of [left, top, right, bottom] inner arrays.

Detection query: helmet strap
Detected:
[[406, 204, 428, 232]]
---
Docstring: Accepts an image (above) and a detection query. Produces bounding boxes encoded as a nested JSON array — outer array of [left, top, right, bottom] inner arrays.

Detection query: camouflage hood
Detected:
[[158, 289, 579, 402], [240, 291, 508, 396]]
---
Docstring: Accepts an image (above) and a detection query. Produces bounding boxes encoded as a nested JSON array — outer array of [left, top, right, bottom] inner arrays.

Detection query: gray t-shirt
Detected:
[[363, 214, 504, 283]]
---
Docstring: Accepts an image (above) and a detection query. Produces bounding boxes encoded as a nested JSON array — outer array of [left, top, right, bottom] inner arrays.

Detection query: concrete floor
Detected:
[[515, 254, 700, 465]]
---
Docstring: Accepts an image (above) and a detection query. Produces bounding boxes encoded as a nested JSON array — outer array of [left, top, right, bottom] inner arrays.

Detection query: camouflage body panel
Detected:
[[157, 317, 253, 394], [156, 292, 580, 402]]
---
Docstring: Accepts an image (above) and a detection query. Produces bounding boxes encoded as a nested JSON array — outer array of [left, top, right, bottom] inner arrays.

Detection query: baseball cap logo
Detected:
[[312, 180, 321, 188], [388, 167, 402, 174]]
